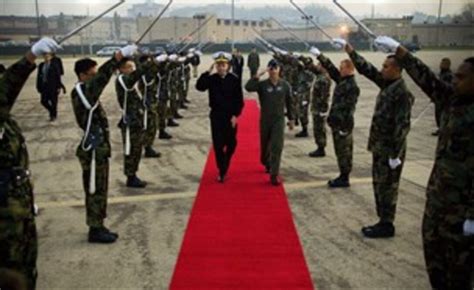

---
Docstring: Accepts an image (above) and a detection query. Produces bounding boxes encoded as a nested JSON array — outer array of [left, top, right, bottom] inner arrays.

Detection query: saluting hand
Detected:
[[208, 63, 215, 74]]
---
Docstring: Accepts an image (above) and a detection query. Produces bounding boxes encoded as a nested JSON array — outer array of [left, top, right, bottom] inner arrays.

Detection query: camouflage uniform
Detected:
[[0, 57, 37, 290], [245, 77, 294, 176], [116, 61, 150, 177], [398, 51, 473, 290], [349, 50, 414, 223], [139, 63, 160, 148], [434, 69, 455, 129], [157, 63, 171, 130], [318, 54, 360, 176], [177, 62, 187, 108], [72, 57, 118, 229], [295, 67, 314, 129], [167, 62, 180, 118], [310, 71, 331, 149]]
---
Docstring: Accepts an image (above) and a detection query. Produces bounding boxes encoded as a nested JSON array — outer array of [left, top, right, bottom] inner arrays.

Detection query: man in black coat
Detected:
[[231, 49, 245, 83], [36, 53, 65, 121], [196, 51, 245, 183]]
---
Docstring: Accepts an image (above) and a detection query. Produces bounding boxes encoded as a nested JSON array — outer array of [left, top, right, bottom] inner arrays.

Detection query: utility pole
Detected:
[[301, 15, 313, 42], [436, 0, 443, 47], [35, 0, 42, 38], [231, 0, 235, 51]]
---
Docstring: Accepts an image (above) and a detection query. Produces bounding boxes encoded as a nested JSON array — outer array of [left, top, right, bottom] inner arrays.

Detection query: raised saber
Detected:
[[57, 0, 126, 44], [333, 0, 377, 39], [289, 0, 333, 41], [177, 16, 215, 52], [135, 0, 173, 44], [269, 17, 311, 49]]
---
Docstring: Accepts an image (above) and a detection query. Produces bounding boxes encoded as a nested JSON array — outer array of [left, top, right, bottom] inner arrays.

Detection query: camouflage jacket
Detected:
[[138, 61, 160, 109], [310, 70, 331, 114], [0, 57, 36, 170], [397, 51, 474, 219], [295, 68, 314, 95], [318, 54, 360, 132], [349, 50, 414, 157], [0, 57, 36, 219], [72, 57, 118, 159], [115, 60, 151, 129], [156, 63, 170, 101]]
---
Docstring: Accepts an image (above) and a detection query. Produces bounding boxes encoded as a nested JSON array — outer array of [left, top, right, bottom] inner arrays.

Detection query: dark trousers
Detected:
[[40, 91, 59, 119], [210, 115, 238, 177]]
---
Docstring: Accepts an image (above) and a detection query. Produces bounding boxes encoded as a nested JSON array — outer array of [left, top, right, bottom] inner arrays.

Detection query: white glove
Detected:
[[168, 54, 178, 61], [187, 52, 194, 58], [31, 37, 61, 56], [463, 219, 474, 236], [155, 54, 168, 63], [374, 36, 400, 53], [195, 50, 203, 56], [188, 48, 196, 53], [388, 158, 402, 170], [309, 46, 321, 57], [120, 44, 138, 58], [178, 56, 186, 63], [293, 52, 302, 58], [331, 38, 347, 50]]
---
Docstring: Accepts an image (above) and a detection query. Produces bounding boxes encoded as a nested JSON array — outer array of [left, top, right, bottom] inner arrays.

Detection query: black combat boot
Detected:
[[159, 129, 173, 139], [295, 127, 308, 138], [309, 147, 326, 158], [174, 112, 184, 119], [184, 99, 191, 104], [361, 222, 395, 238], [126, 175, 147, 188], [88, 227, 118, 244], [144, 146, 161, 158], [328, 174, 350, 188], [180, 103, 189, 110], [270, 174, 281, 186], [167, 119, 179, 127]]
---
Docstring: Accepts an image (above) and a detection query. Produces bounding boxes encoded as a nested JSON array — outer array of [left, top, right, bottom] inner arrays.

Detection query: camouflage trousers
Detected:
[[371, 148, 406, 223], [158, 99, 169, 130], [332, 129, 353, 175], [143, 107, 158, 148], [120, 126, 144, 176], [0, 176, 37, 290], [422, 165, 473, 290], [298, 91, 311, 128], [260, 117, 285, 176], [169, 87, 178, 117], [291, 90, 300, 123], [178, 83, 186, 107], [312, 112, 327, 149]]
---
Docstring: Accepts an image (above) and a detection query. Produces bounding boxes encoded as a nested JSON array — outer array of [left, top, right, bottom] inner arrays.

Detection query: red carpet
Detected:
[[169, 100, 314, 290]]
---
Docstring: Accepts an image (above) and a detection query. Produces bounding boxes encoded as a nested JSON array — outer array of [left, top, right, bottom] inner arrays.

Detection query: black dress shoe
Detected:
[[265, 166, 271, 174], [309, 148, 326, 158], [88, 227, 118, 244], [295, 128, 308, 138], [126, 175, 147, 188], [361, 222, 395, 238], [270, 175, 281, 186], [167, 119, 179, 127], [159, 130, 173, 139], [431, 129, 440, 136], [328, 175, 350, 188], [144, 146, 161, 158], [217, 174, 226, 183]]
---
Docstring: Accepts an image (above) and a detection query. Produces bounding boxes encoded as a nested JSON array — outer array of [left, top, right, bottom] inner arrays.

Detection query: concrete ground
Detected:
[[2, 49, 472, 289]]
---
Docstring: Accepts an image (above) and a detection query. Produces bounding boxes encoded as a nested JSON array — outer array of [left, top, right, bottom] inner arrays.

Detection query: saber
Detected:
[[411, 102, 433, 127], [269, 17, 311, 49], [57, 0, 126, 44], [136, 0, 173, 44], [289, 0, 333, 41], [177, 16, 215, 52], [252, 39, 271, 53], [251, 27, 280, 50], [333, 0, 377, 38]]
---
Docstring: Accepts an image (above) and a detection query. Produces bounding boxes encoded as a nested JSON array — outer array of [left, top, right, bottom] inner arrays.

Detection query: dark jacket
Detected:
[[36, 61, 63, 95], [231, 55, 244, 78], [196, 71, 244, 118]]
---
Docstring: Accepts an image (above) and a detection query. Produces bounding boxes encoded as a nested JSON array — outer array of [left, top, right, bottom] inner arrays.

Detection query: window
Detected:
[[235, 20, 240, 26], [251, 21, 257, 27], [217, 19, 221, 26], [224, 20, 231, 26], [243, 21, 249, 26]]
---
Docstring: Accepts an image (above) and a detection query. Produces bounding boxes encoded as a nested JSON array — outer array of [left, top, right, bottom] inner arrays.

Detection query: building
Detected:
[[361, 16, 474, 47], [136, 14, 274, 44]]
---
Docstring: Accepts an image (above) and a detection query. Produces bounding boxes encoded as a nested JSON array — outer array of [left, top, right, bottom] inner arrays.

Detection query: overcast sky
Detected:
[[0, 0, 469, 18]]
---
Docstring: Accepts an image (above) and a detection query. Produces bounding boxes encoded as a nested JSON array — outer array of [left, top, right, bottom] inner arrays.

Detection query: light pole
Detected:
[[436, 0, 443, 47]]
